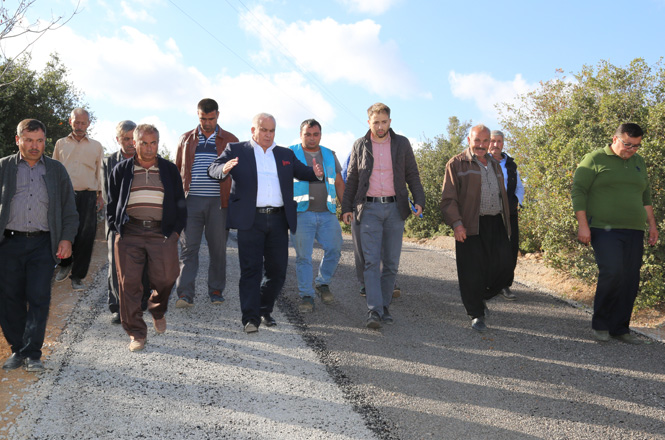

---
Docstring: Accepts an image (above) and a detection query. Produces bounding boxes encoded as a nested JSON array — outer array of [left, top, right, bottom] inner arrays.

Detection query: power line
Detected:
[[166, 0, 365, 133], [166, 0, 323, 124]]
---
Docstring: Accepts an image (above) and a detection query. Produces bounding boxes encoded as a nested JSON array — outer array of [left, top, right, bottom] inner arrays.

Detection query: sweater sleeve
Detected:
[[571, 153, 596, 213]]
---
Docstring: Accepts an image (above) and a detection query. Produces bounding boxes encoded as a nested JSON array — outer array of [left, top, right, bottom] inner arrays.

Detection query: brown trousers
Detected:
[[115, 224, 180, 339]]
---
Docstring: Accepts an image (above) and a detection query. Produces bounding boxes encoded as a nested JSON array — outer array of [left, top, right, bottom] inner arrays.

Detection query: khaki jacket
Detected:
[[175, 125, 238, 208], [440, 147, 511, 237]]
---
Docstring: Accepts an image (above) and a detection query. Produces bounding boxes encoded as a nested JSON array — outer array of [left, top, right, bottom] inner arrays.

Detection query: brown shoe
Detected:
[[129, 337, 146, 352], [153, 317, 166, 334]]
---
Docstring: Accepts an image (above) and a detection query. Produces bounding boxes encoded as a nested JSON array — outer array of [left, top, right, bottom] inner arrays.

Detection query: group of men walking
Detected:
[[1, 98, 656, 371]]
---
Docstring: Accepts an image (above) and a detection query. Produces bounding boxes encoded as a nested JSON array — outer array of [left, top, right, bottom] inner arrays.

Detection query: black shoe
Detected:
[[359, 286, 366, 296], [261, 314, 277, 327], [25, 358, 44, 372], [54, 265, 72, 283], [2, 353, 25, 370], [501, 287, 517, 301], [110, 312, 121, 324], [382, 307, 394, 325], [366, 311, 382, 329], [471, 317, 487, 332]]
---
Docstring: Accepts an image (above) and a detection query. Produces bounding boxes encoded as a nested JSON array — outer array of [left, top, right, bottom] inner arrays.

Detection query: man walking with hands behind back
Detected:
[[175, 99, 239, 307], [52, 108, 105, 292]]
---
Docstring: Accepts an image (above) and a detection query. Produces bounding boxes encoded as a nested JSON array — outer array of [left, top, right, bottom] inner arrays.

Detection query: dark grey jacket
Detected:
[[342, 128, 425, 223], [0, 154, 79, 261]]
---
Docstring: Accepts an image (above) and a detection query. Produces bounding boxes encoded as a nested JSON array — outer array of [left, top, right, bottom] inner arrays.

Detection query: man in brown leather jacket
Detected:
[[174, 98, 238, 307], [441, 124, 512, 332]]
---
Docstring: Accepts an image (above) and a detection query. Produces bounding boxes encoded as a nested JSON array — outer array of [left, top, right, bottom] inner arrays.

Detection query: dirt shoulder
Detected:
[[0, 221, 108, 433], [406, 235, 665, 341]]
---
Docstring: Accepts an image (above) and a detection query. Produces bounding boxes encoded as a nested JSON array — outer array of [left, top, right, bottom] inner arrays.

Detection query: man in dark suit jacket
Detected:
[[208, 113, 323, 333]]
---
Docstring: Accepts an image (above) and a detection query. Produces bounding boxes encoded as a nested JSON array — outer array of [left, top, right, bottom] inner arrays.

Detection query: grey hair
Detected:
[[252, 113, 276, 129], [133, 124, 159, 142], [70, 107, 90, 120], [470, 124, 491, 137], [116, 120, 137, 138], [490, 130, 505, 139]]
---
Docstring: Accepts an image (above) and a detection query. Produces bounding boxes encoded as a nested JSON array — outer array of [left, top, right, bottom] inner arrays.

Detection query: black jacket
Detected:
[[107, 157, 187, 238]]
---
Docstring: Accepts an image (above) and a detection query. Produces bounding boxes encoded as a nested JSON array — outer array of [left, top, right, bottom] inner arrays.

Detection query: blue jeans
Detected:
[[291, 211, 343, 298], [360, 202, 404, 316]]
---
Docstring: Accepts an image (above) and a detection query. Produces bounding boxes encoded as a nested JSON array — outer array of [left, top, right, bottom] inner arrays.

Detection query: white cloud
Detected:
[[120, 1, 156, 23], [337, 0, 402, 15], [448, 71, 538, 121], [240, 7, 424, 99]]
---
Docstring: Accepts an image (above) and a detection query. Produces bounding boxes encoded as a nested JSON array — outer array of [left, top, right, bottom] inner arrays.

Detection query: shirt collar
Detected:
[[198, 125, 219, 138], [17, 153, 45, 166], [67, 132, 90, 142], [250, 138, 276, 153], [370, 133, 391, 145]]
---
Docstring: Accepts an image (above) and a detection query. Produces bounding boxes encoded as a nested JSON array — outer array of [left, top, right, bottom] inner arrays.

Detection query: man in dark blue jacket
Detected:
[[208, 113, 322, 333], [107, 124, 187, 352]]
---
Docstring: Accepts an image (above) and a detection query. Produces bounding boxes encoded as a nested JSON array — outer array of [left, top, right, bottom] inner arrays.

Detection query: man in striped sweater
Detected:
[[174, 99, 239, 307]]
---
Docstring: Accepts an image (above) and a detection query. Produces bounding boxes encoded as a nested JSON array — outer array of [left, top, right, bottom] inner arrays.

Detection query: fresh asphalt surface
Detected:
[[5, 233, 665, 439]]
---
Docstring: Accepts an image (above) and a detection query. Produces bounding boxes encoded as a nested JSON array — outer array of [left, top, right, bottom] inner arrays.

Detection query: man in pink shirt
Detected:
[[342, 103, 425, 329]]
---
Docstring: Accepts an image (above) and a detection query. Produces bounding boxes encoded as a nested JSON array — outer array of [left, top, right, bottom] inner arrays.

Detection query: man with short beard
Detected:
[[441, 124, 512, 332], [342, 103, 425, 329]]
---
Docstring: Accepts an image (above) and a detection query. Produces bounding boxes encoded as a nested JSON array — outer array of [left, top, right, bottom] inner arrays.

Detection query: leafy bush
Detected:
[[499, 58, 665, 309]]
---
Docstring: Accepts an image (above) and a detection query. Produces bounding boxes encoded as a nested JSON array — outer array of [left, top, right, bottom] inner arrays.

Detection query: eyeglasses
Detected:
[[615, 137, 641, 150]]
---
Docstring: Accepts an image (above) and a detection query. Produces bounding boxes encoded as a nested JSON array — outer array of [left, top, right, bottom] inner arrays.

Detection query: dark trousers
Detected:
[[60, 190, 97, 279], [237, 211, 289, 326], [0, 233, 55, 359], [506, 210, 519, 287], [590, 228, 644, 336], [107, 230, 151, 313], [455, 215, 512, 318], [115, 224, 180, 340]]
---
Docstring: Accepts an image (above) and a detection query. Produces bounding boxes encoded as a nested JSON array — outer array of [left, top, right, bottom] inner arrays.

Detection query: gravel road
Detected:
[[4, 234, 665, 439]]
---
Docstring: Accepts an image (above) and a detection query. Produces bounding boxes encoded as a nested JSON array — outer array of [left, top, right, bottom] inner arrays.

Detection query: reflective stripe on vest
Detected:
[[290, 143, 337, 214]]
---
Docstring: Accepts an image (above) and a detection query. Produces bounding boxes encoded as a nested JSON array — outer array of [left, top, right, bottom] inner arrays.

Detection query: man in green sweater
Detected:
[[572, 123, 658, 344]]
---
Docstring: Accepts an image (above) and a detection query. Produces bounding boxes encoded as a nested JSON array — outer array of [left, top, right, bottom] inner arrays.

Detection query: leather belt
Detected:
[[365, 196, 396, 203], [127, 217, 162, 228], [256, 206, 284, 214], [4, 229, 48, 238]]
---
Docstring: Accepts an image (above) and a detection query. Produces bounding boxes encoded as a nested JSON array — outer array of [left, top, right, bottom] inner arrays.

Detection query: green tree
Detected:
[[0, 53, 87, 157], [405, 116, 470, 238], [499, 58, 665, 308]]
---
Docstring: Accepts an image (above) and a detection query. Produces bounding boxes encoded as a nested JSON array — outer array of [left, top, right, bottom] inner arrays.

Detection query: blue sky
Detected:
[[4, 0, 665, 160]]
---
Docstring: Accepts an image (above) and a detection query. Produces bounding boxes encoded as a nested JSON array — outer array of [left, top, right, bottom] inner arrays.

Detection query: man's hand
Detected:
[[453, 224, 467, 242], [96, 193, 104, 212], [56, 240, 73, 260], [312, 158, 324, 178], [413, 204, 423, 217], [223, 157, 239, 174], [342, 212, 353, 225], [577, 224, 591, 245]]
